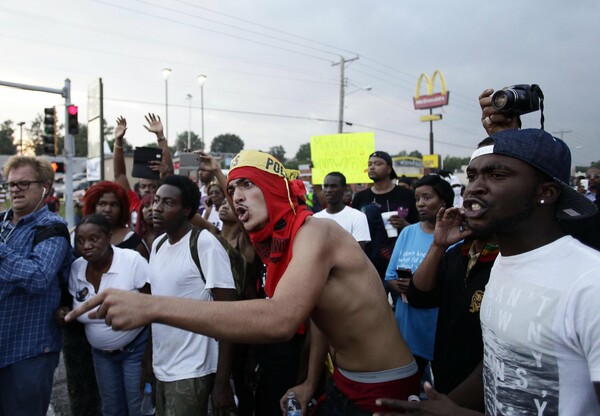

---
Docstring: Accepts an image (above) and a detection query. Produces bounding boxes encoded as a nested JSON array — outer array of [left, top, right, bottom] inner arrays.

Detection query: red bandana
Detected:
[[227, 165, 312, 299]]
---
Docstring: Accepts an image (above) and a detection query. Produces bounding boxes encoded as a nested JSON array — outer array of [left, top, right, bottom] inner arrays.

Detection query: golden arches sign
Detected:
[[413, 70, 450, 110]]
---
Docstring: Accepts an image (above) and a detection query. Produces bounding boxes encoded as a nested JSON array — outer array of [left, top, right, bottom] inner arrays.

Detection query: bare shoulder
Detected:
[[295, 216, 348, 245]]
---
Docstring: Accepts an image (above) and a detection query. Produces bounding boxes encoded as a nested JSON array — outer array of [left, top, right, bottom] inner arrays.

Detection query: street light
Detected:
[[17, 122, 25, 155], [186, 93, 192, 150], [162, 68, 172, 140], [197, 74, 207, 147]]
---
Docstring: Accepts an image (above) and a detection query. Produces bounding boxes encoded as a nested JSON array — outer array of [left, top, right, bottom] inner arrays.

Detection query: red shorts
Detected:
[[332, 362, 419, 413]]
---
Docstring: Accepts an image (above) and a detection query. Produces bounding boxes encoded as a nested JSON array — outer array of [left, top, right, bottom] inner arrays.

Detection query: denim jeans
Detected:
[[0, 352, 59, 416], [91, 329, 148, 416]]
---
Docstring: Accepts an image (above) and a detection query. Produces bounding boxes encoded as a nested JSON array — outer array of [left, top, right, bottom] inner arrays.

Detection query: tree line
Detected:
[[1, 115, 480, 173]]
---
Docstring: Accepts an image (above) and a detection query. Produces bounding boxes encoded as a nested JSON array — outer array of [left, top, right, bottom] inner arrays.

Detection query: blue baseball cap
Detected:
[[470, 128, 597, 220]]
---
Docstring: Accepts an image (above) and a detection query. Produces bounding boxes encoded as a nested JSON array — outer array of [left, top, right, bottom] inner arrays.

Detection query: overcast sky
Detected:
[[1, 0, 599, 166]]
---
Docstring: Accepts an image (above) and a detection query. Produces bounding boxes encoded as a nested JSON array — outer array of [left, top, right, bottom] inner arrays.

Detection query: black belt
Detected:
[[98, 327, 147, 355]]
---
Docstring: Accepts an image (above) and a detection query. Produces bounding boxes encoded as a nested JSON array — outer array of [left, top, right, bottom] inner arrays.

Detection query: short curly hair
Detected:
[[3, 155, 54, 186], [160, 175, 200, 220], [82, 181, 130, 227]]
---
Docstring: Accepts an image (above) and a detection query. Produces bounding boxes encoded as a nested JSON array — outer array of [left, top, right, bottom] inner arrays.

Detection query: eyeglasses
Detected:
[[1, 180, 43, 191]]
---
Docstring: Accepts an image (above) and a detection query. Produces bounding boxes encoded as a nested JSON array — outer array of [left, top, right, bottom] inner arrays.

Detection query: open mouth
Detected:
[[464, 199, 487, 218], [236, 205, 249, 222]]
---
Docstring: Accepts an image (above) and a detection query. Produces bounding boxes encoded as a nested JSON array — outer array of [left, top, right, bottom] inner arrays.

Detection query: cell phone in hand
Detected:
[[396, 268, 413, 279]]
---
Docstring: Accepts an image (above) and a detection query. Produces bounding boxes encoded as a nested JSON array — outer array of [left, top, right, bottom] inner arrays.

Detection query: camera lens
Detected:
[[492, 92, 508, 109]]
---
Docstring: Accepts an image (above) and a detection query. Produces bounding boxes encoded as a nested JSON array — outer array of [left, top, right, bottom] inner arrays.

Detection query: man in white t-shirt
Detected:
[[375, 127, 600, 415], [313, 172, 370, 249], [149, 175, 237, 416]]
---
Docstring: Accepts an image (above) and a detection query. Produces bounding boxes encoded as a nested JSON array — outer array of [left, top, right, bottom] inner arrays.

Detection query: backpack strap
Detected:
[[33, 223, 70, 246], [155, 233, 169, 252], [189, 227, 206, 284], [154, 229, 206, 284]]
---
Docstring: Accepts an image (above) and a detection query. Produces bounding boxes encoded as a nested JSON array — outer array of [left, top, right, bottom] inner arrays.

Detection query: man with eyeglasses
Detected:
[[0, 156, 73, 415], [585, 167, 600, 202]]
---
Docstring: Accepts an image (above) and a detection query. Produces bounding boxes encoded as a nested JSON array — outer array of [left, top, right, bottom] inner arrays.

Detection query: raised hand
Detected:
[[433, 207, 473, 247], [197, 151, 221, 173], [115, 116, 127, 141], [479, 88, 520, 136], [143, 113, 165, 138]]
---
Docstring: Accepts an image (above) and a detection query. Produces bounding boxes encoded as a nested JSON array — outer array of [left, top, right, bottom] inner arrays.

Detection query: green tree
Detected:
[[175, 131, 203, 152], [408, 150, 423, 159], [269, 145, 286, 163], [210, 133, 244, 153], [442, 155, 470, 172], [294, 143, 311, 164], [106, 137, 134, 153], [0, 120, 18, 155], [29, 114, 45, 155], [56, 123, 88, 157]]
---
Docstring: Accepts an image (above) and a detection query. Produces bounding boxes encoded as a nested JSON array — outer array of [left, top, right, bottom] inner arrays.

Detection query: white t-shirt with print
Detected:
[[481, 236, 600, 415], [149, 229, 235, 382], [69, 246, 149, 350]]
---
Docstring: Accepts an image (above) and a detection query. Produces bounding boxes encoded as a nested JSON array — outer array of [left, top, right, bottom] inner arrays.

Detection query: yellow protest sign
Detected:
[[310, 132, 375, 184]]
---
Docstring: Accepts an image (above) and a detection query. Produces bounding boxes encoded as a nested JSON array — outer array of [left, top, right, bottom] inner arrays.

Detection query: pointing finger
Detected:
[[65, 292, 105, 322]]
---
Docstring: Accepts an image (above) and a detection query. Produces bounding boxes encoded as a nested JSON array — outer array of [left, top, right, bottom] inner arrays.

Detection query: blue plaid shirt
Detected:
[[0, 206, 73, 368]]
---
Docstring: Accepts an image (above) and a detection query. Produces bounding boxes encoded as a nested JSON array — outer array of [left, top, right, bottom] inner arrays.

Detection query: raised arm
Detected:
[[113, 116, 131, 192], [143, 113, 174, 178]]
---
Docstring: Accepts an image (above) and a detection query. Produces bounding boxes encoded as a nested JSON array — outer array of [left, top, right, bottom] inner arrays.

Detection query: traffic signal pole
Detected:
[[0, 78, 75, 227]]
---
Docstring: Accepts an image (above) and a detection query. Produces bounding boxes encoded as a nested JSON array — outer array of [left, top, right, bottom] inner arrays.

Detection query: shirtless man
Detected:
[[67, 150, 417, 414]]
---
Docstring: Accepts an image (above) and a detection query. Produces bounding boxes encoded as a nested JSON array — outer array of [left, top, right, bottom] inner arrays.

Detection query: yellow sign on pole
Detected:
[[420, 114, 443, 122], [423, 154, 440, 168], [310, 132, 375, 184]]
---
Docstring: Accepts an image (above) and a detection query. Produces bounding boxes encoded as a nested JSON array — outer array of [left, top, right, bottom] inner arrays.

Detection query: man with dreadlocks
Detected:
[[67, 150, 418, 415]]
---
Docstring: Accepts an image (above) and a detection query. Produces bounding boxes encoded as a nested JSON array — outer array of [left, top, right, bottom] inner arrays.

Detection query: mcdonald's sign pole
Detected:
[[413, 70, 449, 154]]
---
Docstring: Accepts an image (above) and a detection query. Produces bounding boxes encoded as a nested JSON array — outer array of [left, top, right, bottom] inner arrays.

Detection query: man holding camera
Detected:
[[375, 89, 600, 415]]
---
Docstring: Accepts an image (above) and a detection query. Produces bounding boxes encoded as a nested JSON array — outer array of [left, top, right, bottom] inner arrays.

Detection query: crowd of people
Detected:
[[1, 88, 599, 416]]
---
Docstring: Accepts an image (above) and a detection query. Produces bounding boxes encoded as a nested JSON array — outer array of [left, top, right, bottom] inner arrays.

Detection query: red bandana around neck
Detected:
[[228, 165, 312, 299]]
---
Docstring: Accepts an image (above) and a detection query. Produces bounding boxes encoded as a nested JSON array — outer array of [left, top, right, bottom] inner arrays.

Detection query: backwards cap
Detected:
[[470, 128, 597, 220], [369, 151, 398, 179]]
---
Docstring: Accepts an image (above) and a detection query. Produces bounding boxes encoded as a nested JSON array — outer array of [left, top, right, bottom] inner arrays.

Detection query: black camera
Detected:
[[491, 84, 543, 115]]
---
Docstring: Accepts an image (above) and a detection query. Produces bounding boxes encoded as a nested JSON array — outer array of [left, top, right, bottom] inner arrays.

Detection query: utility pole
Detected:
[[333, 56, 359, 133], [186, 94, 192, 150], [17, 122, 25, 154], [552, 129, 572, 141]]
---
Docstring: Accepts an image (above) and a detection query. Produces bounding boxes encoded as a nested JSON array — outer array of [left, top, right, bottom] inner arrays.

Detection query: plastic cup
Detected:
[[381, 211, 398, 238]]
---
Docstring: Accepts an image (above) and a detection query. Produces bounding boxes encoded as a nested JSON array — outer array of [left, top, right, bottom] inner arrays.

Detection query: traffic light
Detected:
[[50, 161, 65, 173], [67, 105, 78, 135], [43, 107, 57, 155]]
